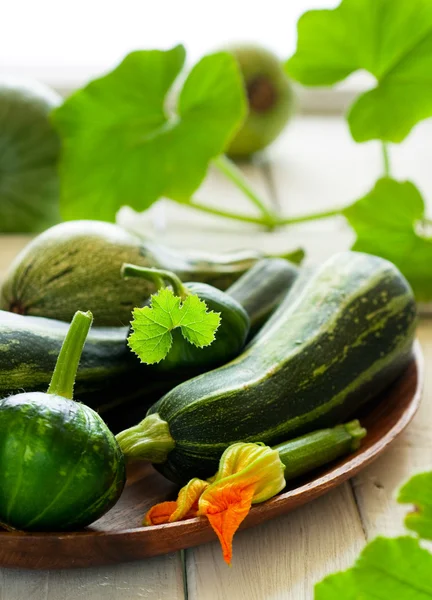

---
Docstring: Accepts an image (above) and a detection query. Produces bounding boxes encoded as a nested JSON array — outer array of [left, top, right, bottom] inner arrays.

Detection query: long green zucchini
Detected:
[[0, 310, 158, 411], [116, 251, 417, 483], [0, 220, 303, 326]]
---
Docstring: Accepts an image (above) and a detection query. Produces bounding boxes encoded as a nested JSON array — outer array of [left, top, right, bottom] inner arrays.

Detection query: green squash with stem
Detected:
[[123, 264, 250, 374], [0, 311, 125, 531]]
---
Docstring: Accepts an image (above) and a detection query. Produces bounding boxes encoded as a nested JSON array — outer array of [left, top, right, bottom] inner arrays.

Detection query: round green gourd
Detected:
[[123, 265, 250, 374], [0, 220, 301, 326], [225, 45, 294, 158], [0, 311, 125, 531], [0, 78, 61, 233]]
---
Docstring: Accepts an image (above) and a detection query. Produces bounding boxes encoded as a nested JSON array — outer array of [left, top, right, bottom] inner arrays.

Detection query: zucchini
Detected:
[[0, 220, 303, 326], [116, 251, 417, 483], [0, 311, 125, 531], [227, 258, 299, 337]]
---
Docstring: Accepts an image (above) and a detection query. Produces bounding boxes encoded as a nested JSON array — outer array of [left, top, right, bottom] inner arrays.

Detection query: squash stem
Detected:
[[382, 142, 391, 177], [121, 264, 189, 299], [188, 199, 276, 227], [47, 311, 93, 400], [344, 419, 367, 450], [188, 198, 342, 229], [275, 207, 342, 226], [213, 155, 277, 227], [116, 414, 175, 463]]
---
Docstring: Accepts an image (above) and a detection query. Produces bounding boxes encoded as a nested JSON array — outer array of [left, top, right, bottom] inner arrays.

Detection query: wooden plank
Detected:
[[186, 485, 365, 600], [0, 555, 184, 600], [351, 321, 432, 539]]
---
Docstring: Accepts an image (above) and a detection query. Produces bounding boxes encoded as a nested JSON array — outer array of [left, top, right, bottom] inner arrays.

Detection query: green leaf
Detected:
[[52, 46, 246, 221], [344, 177, 432, 301], [128, 288, 221, 364], [285, 0, 432, 142], [315, 536, 432, 599], [398, 471, 432, 541]]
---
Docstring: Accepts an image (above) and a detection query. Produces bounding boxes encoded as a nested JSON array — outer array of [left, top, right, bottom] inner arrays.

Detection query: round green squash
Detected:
[[0, 393, 125, 531], [0, 78, 61, 233], [0, 220, 289, 326]]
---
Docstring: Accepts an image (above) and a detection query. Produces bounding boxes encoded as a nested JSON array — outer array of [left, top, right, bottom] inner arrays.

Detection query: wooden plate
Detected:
[[0, 342, 423, 570]]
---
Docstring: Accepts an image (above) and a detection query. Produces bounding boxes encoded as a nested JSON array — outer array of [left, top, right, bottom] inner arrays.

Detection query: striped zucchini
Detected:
[[275, 420, 366, 481], [0, 310, 149, 410], [117, 251, 417, 483]]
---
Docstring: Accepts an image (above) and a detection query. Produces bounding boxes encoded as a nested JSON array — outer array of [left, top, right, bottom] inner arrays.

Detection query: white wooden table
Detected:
[[0, 115, 431, 600]]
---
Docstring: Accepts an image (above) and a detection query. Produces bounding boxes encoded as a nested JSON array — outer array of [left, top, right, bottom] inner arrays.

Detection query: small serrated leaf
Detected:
[[128, 288, 221, 364], [178, 295, 221, 348]]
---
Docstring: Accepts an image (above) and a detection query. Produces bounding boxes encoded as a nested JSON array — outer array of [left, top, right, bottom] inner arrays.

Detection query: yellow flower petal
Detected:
[[144, 501, 178, 525], [199, 442, 285, 564], [170, 478, 209, 521], [144, 478, 208, 526], [144, 442, 285, 566], [199, 479, 257, 565]]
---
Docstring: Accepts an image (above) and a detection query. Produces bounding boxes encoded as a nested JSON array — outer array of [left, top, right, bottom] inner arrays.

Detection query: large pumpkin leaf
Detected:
[[285, 0, 432, 143], [52, 46, 246, 221], [315, 536, 432, 599], [343, 177, 432, 301]]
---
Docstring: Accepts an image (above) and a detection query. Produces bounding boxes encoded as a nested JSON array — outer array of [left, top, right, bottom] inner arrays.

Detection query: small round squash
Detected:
[[0, 393, 125, 531], [0, 311, 125, 531]]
